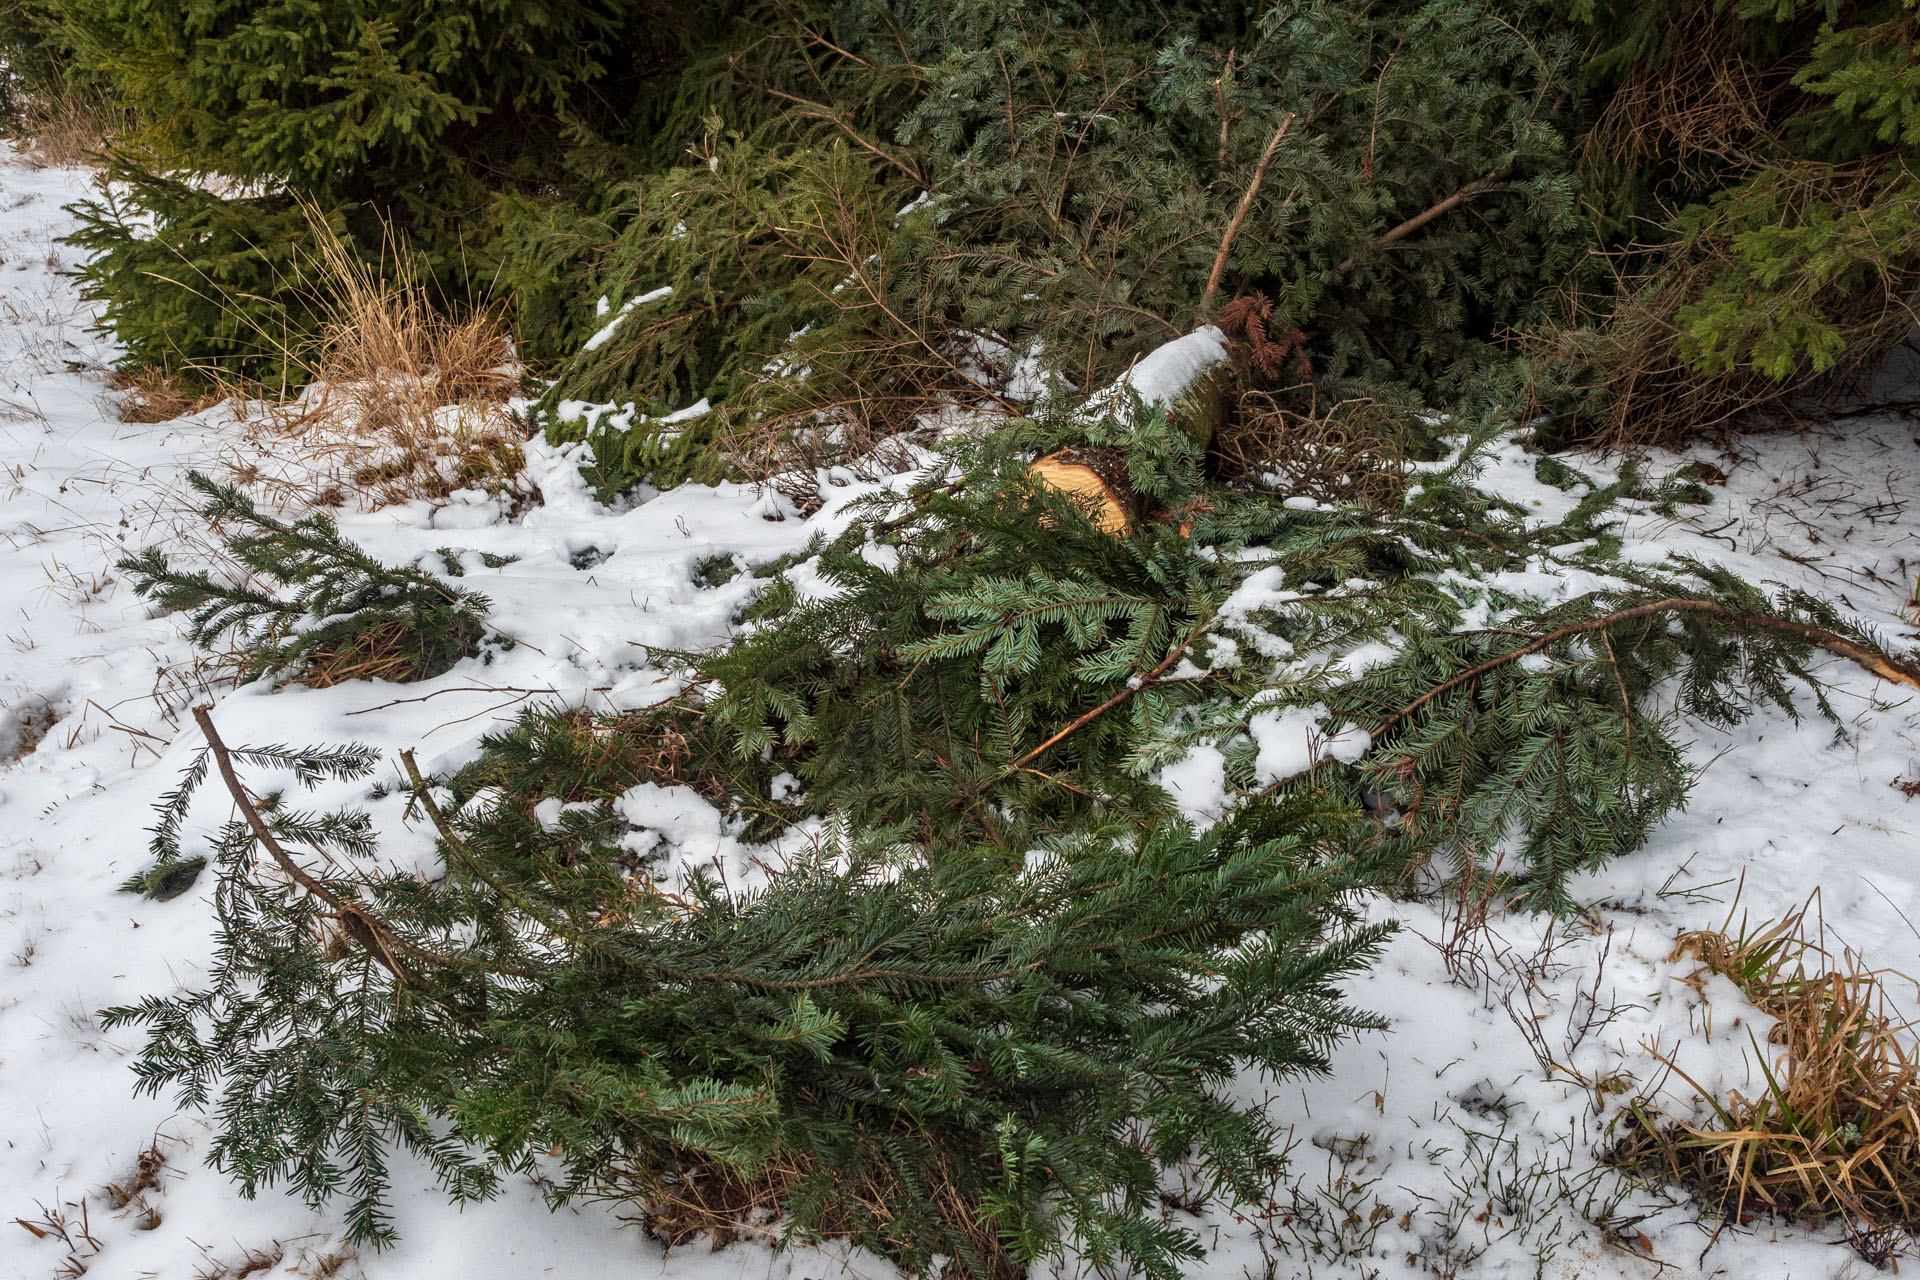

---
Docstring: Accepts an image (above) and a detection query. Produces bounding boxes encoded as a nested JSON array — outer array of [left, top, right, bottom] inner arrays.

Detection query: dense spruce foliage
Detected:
[[50, 0, 716, 379], [11, 0, 1910, 463], [519, 0, 1585, 490], [567, 412, 1909, 907], [106, 725, 1403, 1278], [0, 0, 72, 123]]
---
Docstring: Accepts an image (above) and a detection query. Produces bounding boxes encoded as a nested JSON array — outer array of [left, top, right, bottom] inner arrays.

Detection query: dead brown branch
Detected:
[[1338, 168, 1513, 274], [193, 705, 454, 980], [1198, 113, 1296, 318]]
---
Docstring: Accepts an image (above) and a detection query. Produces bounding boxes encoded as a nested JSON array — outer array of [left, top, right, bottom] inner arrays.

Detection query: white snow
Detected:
[[1247, 703, 1372, 786], [581, 284, 674, 352], [1082, 326, 1232, 421], [4, 145, 1920, 1280], [1158, 744, 1229, 820]]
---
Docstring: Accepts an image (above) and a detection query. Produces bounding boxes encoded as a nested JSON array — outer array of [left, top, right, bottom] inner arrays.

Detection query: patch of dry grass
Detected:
[[99, 1142, 165, 1212], [1614, 896, 1920, 1264], [598, 1137, 1021, 1277], [287, 1244, 358, 1279], [8, 90, 129, 168], [109, 367, 228, 424], [12, 1196, 104, 1277], [99, 1140, 167, 1234], [219, 205, 525, 510], [194, 1241, 284, 1280], [1213, 386, 1414, 508], [4, 698, 59, 763]]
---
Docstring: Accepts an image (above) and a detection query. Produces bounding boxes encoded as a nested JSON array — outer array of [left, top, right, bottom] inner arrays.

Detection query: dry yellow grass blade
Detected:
[[9, 89, 129, 168], [1615, 893, 1920, 1265]]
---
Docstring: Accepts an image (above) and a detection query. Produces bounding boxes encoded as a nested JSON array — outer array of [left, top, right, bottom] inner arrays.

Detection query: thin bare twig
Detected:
[[1337, 168, 1514, 274], [1199, 112, 1296, 319]]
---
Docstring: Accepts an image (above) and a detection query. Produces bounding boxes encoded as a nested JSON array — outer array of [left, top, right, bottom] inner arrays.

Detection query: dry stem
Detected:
[[1198, 113, 1296, 318]]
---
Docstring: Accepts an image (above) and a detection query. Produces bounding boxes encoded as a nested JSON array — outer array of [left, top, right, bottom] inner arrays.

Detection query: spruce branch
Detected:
[[762, 87, 927, 188], [192, 706, 478, 981], [1369, 598, 1920, 739], [398, 748, 590, 944], [1004, 613, 1213, 774], [125, 473, 496, 686]]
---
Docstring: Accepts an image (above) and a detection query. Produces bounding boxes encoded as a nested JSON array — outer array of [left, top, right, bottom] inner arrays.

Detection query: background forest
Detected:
[[4, 0, 1916, 469]]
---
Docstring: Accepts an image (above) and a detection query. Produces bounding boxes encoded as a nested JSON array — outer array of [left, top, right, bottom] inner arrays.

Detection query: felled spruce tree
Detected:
[[1116, 444, 1920, 906], [121, 472, 492, 686], [560, 408, 1918, 903], [106, 706, 1401, 1276]]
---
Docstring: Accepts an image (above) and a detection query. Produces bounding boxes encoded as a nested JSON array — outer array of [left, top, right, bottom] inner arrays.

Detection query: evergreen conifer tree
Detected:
[[51, 0, 717, 378], [0, 0, 79, 124]]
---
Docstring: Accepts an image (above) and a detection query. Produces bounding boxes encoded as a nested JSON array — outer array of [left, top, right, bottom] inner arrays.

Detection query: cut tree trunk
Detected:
[[1027, 447, 1135, 536]]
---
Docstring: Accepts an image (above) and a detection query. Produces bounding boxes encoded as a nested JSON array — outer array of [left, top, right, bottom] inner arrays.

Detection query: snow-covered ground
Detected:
[[4, 146, 1918, 1280]]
